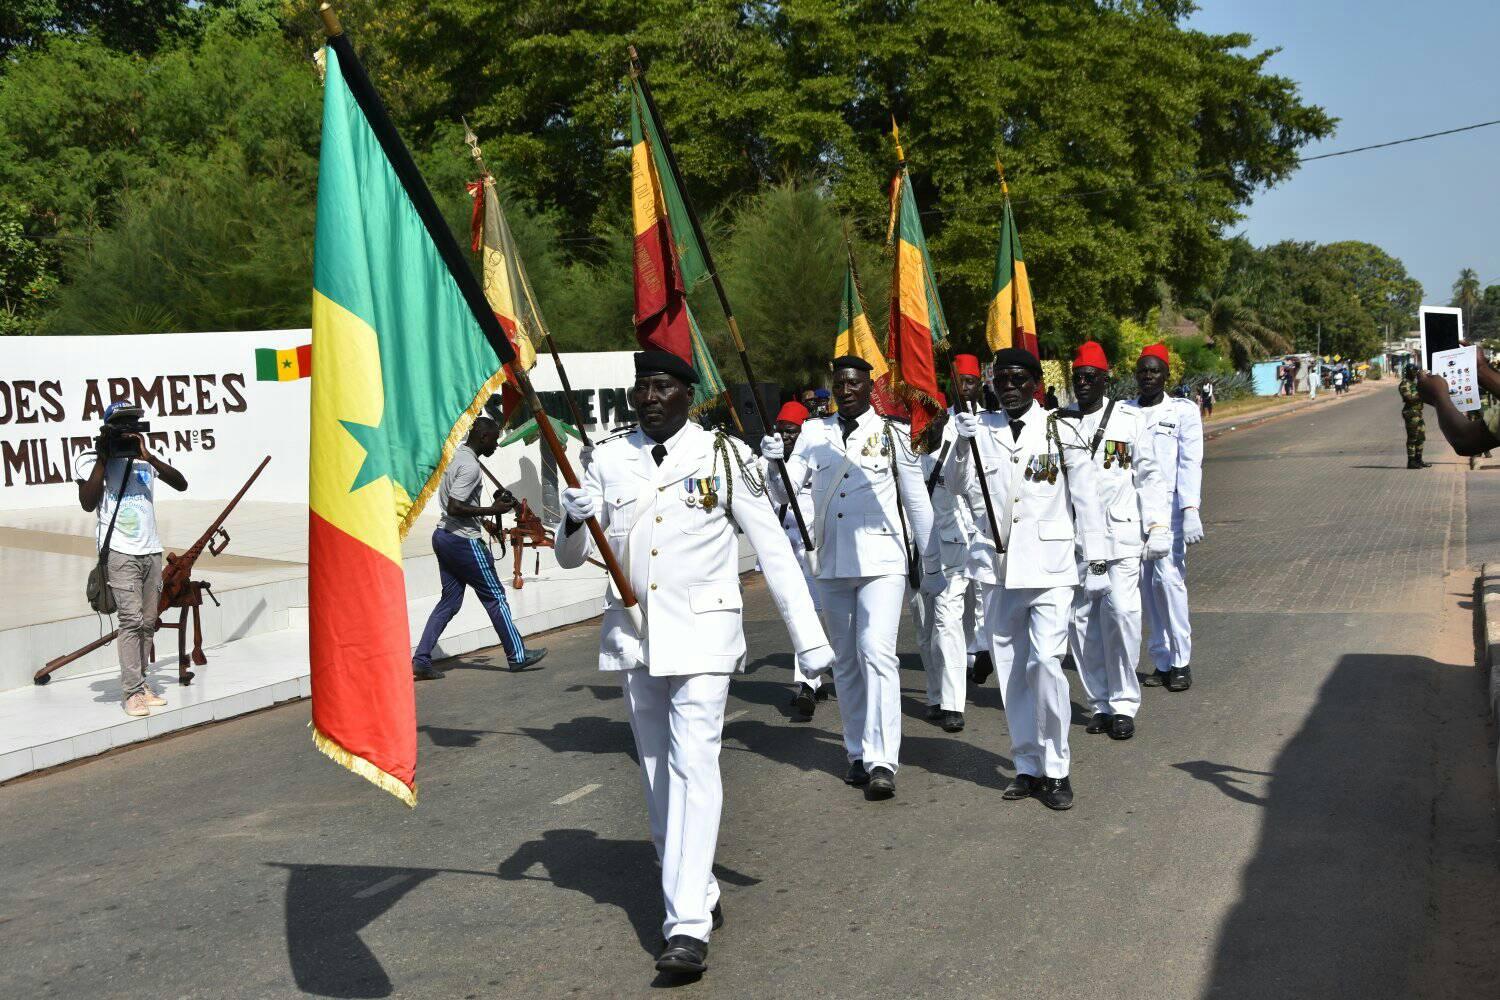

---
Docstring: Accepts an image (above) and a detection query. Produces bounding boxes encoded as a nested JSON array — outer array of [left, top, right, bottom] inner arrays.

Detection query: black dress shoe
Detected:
[[1109, 715, 1136, 740], [1141, 670, 1169, 688], [815, 684, 830, 701], [1037, 776, 1074, 810], [844, 760, 869, 786], [412, 664, 442, 681], [1166, 666, 1193, 692], [970, 650, 994, 685], [711, 902, 724, 931], [1002, 773, 1039, 800], [1086, 712, 1112, 734], [794, 683, 817, 718], [655, 935, 708, 975], [941, 710, 965, 733], [508, 648, 547, 670], [925, 703, 944, 722], [865, 766, 896, 800]]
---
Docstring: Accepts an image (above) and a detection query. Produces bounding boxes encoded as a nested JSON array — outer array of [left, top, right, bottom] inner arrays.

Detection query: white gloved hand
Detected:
[[1181, 507, 1205, 545], [953, 411, 979, 439], [798, 644, 835, 679], [760, 433, 785, 460], [1144, 524, 1172, 560], [1084, 567, 1111, 596], [561, 486, 597, 523]]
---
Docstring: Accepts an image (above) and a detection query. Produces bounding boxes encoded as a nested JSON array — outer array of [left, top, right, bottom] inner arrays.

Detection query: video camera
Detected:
[[96, 405, 152, 460]]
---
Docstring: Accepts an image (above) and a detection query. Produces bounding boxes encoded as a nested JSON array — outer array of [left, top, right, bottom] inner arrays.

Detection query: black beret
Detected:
[[830, 354, 875, 373], [634, 349, 698, 385], [991, 347, 1042, 379]]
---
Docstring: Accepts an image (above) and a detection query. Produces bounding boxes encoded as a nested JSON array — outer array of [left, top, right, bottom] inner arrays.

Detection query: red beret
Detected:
[[953, 354, 981, 378], [776, 400, 809, 426], [1072, 341, 1109, 370], [1140, 343, 1170, 365]]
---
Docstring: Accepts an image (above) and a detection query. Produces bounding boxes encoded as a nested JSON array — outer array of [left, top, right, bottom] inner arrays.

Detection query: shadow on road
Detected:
[[418, 724, 502, 748], [497, 829, 760, 957], [1204, 652, 1498, 997]]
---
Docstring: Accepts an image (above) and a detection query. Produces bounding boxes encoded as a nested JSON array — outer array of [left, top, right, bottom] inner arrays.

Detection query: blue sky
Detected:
[[1186, 0, 1499, 306]]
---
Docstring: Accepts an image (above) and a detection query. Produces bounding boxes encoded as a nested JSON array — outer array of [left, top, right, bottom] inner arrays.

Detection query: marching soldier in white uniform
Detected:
[[915, 395, 977, 733], [949, 354, 994, 688], [766, 399, 829, 719], [1122, 343, 1205, 692], [949, 348, 1109, 810], [555, 351, 833, 977], [760, 355, 933, 801], [1063, 341, 1171, 742]]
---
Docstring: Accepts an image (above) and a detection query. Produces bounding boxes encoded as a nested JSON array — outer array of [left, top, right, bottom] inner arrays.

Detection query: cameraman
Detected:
[[76, 403, 188, 717]]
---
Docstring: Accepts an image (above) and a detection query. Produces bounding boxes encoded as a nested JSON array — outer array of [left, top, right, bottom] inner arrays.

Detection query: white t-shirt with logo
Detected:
[[75, 453, 162, 556]]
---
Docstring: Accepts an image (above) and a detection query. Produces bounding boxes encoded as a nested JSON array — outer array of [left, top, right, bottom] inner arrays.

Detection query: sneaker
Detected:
[[123, 693, 149, 717], [141, 688, 167, 707], [509, 648, 548, 671]]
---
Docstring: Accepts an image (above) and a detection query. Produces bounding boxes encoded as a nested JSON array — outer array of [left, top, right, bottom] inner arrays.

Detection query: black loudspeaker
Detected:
[[723, 382, 780, 440]]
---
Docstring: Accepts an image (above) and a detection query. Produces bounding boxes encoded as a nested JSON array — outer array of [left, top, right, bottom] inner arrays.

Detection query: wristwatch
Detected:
[[1088, 560, 1108, 575]]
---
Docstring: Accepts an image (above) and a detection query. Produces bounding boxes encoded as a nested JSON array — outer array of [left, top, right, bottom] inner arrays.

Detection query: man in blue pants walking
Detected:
[[413, 416, 547, 679]]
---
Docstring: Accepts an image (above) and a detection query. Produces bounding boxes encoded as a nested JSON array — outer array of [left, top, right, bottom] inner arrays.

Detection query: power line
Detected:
[[1296, 118, 1500, 162]]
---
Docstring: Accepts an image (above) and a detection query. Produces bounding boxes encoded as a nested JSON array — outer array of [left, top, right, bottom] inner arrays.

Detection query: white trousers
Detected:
[[620, 669, 731, 942], [1070, 556, 1143, 717], [966, 580, 987, 659], [915, 573, 971, 711], [818, 574, 906, 773], [986, 585, 1073, 779], [1141, 530, 1191, 672], [790, 548, 825, 691]]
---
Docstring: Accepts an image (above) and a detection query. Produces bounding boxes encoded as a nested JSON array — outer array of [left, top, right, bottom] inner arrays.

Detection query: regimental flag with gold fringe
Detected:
[[985, 171, 1038, 357], [467, 173, 540, 424], [886, 128, 948, 441], [629, 79, 727, 415], [309, 40, 516, 806], [835, 248, 903, 418]]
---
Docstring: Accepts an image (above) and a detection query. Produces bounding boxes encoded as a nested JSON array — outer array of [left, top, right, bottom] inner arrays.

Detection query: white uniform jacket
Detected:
[[761, 456, 816, 558], [1065, 400, 1171, 560], [921, 414, 977, 574], [554, 422, 827, 676], [775, 407, 934, 580], [945, 402, 1108, 590], [1121, 397, 1203, 515]]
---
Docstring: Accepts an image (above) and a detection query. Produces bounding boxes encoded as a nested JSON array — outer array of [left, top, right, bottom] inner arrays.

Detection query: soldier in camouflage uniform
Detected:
[[1399, 364, 1429, 469]]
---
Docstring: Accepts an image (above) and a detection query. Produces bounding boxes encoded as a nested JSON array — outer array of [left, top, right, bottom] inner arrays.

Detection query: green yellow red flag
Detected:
[[255, 345, 311, 381], [468, 175, 539, 376], [629, 79, 726, 414], [985, 173, 1038, 356], [834, 249, 902, 417], [886, 130, 948, 440], [309, 42, 512, 806]]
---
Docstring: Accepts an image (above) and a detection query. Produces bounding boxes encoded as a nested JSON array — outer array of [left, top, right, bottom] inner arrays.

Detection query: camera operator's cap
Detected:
[[831, 354, 874, 373], [633, 349, 698, 385], [776, 400, 809, 426], [813, 388, 831, 400], [1072, 341, 1109, 370], [992, 347, 1043, 379], [953, 354, 981, 378], [1139, 343, 1171, 365], [103, 402, 130, 422]]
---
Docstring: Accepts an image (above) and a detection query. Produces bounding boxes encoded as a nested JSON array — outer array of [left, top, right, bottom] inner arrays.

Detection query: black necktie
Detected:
[[1010, 419, 1024, 441], [651, 444, 667, 466], [839, 416, 858, 443]]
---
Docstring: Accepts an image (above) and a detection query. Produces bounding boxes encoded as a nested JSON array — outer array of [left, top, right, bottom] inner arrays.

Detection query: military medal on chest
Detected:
[[684, 476, 721, 511]]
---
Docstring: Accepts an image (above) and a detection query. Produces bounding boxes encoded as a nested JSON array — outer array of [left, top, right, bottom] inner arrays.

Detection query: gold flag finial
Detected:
[[995, 158, 1009, 198], [891, 116, 905, 163]]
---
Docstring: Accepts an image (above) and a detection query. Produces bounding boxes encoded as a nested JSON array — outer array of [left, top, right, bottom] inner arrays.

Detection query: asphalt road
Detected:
[[2, 385, 1497, 999]]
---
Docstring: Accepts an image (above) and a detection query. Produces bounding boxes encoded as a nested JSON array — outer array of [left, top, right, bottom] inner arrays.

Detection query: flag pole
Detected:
[[318, 3, 641, 629], [462, 120, 593, 447], [627, 45, 813, 552]]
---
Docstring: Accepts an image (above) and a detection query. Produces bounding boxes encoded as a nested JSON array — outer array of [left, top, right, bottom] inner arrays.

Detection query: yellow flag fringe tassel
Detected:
[[398, 365, 510, 540], [311, 722, 417, 808]]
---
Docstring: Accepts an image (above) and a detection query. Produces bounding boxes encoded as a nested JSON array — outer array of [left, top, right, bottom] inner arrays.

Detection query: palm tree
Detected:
[[1452, 268, 1483, 333]]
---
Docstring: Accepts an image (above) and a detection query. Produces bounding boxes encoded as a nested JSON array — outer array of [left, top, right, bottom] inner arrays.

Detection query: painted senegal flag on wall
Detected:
[[834, 251, 903, 418], [887, 158, 948, 441], [256, 345, 312, 381], [985, 181, 1038, 356], [309, 44, 508, 806], [628, 79, 726, 415]]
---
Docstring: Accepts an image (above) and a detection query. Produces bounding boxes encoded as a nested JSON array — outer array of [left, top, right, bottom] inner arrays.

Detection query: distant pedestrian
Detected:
[[799, 387, 821, 415], [1399, 365, 1430, 470], [1044, 385, 1059, 410], [1198, 381, 1215, 417]]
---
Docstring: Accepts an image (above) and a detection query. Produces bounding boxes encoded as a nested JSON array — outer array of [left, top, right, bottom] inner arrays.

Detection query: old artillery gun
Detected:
[[35, 456, 272, 686]]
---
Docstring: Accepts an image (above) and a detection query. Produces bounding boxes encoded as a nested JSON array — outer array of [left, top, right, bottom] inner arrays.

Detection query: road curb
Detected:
[[1202, 383, 1378, 441], [1480, 564, 1500, 793]]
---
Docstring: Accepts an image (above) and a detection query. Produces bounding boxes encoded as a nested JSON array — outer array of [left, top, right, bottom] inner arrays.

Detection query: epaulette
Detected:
[[1052, 407, 1085, 420], [595, 423, 637, 445]]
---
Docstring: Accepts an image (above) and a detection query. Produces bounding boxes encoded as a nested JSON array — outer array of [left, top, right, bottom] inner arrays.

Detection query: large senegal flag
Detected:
[[985, 179, 1038, 356], [310, 39, 516, 805], [835, 250, 903, 418], [887, 158, 948, 440], [629, 79, 727, 412]]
